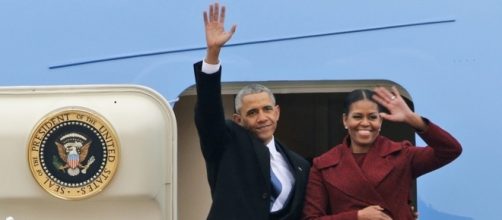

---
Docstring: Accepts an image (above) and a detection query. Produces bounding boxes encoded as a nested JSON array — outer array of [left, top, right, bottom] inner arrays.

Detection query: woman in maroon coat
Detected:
[[302, 86, 462, 220]]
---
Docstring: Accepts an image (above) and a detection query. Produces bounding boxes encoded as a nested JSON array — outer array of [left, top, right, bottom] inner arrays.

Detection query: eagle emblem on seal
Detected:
[[52, 132, 96, 176]]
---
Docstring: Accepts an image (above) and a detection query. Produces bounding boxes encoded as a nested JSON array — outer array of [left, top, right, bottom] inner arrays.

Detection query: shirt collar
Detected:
[[265, 136, 278, 155]]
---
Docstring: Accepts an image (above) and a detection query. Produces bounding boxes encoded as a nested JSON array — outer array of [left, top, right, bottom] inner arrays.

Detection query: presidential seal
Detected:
[[28, 107, 119, 200]]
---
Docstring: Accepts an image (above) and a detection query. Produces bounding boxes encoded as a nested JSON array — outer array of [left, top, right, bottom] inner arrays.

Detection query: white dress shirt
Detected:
[[266, 137, 294, 212], [201, 60, 220, 74]]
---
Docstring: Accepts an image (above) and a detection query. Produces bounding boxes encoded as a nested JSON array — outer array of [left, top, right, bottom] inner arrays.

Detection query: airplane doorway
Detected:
[[274, 91, 416, 162], [174, 80, 416, 220]]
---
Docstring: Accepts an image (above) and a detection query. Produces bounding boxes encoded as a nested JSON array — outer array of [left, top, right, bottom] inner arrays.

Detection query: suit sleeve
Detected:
[[193, 61, 228, 161], [408, 119, 462, 177], [302, 164, 358, 220]]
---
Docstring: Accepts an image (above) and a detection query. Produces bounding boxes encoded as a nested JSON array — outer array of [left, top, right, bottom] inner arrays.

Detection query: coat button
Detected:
[[262, 193, 268, 199]]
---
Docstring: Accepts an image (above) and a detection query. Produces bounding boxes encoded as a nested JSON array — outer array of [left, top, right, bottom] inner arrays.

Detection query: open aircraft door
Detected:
[[175, 80, 417, 220], [0, 85, 177, 220]]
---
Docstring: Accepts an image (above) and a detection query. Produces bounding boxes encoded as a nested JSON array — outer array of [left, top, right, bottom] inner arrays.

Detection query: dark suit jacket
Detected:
[[302, 120, 462, 220], [193, 61, 310, 220]]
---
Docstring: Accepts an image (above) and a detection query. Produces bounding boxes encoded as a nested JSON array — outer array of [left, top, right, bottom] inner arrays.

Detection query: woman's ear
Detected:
[[342, 113, 347, 129]]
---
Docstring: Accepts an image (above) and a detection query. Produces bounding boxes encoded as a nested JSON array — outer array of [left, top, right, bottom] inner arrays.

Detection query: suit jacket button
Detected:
[[262, 193, 268, 199]]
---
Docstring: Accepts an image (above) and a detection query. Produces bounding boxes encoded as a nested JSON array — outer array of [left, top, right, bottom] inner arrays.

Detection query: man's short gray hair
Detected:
[[235, 84, 276, 113]]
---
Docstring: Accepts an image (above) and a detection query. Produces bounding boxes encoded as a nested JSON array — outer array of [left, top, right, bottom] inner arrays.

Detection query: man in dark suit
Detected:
[[193, 3, 310, 220]]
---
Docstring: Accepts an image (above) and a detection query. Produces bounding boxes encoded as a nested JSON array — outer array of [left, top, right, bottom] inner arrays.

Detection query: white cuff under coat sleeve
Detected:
[[202, 59, 221, 74]]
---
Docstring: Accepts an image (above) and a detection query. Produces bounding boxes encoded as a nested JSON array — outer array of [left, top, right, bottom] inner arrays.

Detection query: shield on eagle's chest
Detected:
[[68, 152, 79, 169]]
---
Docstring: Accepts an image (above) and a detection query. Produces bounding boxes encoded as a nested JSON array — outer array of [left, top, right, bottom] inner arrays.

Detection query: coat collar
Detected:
[[228, 121, 272, 184], [250, 132, 271, 184], [233, 119, 308, 212], [314, 135, 403, 208], [316, 135, 403, 168]]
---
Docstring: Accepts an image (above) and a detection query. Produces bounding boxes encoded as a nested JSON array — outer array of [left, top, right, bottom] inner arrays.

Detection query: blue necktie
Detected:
[[270, 168, 282, 203]]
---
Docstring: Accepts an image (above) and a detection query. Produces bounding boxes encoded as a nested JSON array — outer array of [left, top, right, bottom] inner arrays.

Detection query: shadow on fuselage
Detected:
[[418, 198, 473, 220]]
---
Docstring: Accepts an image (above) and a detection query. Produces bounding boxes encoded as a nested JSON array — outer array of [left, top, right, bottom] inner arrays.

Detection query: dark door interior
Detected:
[[274, 92, 417, 207]]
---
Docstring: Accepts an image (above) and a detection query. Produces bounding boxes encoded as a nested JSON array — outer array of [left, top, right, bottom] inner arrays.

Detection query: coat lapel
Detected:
[[275, 140, 306, 176], [274, 140, 309, 219], [316, 136, 395, 209], [275, 140, 307, 198], [231, 121, 271, 184], [361, 136, 402, 187], [250, 135, 270, 186]]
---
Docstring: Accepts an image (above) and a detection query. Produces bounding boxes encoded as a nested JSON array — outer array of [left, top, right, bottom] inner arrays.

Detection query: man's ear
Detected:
[[232, 113, 242, 124]]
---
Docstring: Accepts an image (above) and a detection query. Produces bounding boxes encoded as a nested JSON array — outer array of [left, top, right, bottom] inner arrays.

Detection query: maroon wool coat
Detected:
[[302, 120, 462, 220]]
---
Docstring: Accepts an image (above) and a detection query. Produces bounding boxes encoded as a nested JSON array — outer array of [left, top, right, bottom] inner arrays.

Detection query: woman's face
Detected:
[[343, 99, 382, 149]]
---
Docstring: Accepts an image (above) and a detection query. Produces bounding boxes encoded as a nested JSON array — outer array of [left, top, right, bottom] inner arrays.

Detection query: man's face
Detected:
[[233, 92, 280, 144]]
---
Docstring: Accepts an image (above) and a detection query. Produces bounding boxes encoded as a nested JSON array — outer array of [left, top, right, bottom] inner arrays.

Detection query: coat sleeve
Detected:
[[302, 163, 358, 220], [408, 119, 462, 178], [193, 61, 229, 161]]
